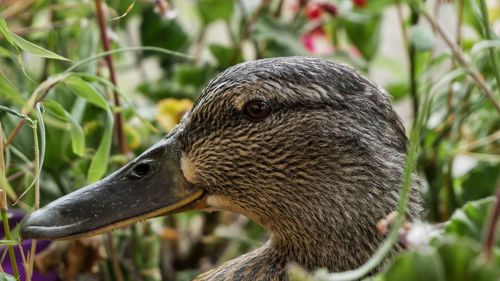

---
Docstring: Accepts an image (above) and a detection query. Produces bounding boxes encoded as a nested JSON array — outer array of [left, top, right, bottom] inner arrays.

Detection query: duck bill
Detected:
[[20, 135, 204, 240]]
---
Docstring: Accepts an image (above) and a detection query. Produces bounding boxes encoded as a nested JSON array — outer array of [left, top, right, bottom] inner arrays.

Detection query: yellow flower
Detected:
[[489, 0, 500, 22], [156, 98, 193, 132], [125, 125, 141, 151]]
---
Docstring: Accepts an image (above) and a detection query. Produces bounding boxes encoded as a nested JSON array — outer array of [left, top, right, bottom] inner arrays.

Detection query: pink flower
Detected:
[[353, 0, 367, 8], [301, 27, 335, 55], [319, 3, 338, 16], [306, 4, 323, 19], [301, 34, 316, 52]]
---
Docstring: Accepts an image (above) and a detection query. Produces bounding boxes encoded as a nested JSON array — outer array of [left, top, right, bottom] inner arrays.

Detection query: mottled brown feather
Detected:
[[175, 57, 421, 281]]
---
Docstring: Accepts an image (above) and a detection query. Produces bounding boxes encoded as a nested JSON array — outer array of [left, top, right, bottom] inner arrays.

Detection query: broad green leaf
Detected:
[[140, 9, 189, 57], [0, 239, 19, 246], [44, 100, 85, 156], [0, 272, 16, 281], [0, 71, 24, 105], [385, 81, 409, 101], [173, 63, 213, 87], [341, 11, 382, 61], [363, 0, 395, 12], [436, 238, 481, 281], [0, 18, 69, 61], [63, 76, 114, 182], [410, 25, 436, 52], [432, 237, 500, 281], [64, 76, 107, 109], [383, 248, 446, 281], [197, 0, 234, 24], [72, 72, 158, 133], [0, 18, 16, 46], [253, 15, 308, 57], [87, 112, 113, 182], [0, 46, 11, 57], [459, 163, 500, 203], [445, 196, 496, 246], [209, 44, 243, 68]]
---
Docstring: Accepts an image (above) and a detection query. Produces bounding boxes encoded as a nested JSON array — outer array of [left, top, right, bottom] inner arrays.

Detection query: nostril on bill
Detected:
[[130, 161, 152, 178]]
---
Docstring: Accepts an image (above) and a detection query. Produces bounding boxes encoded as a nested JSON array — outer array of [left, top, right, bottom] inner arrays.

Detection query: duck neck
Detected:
[[257, 180, 403, 272], [269, 217, 382, 271]]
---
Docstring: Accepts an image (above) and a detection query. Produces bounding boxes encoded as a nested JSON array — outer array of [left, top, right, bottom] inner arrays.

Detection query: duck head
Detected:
[[21, 57, 421, 271]]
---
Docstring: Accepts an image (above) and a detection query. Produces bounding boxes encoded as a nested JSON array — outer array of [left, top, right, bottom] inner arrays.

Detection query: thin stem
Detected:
[[106, 234, 125, 281], [478, 0, 500, 90], [0, 122, 20, 279], [4, 82, 56, 150], [420, 9, 500, 114], [408, 5, 420, 119], [484, 184, 500, 261], [3, 46, 188, 151], [94, 0, 127, 156], [395, 0, 409, 50], [0, 191, 19, 279], [64, 46, 191, 74], [26, 120, 39, 281], [231, 0, 271, 64]]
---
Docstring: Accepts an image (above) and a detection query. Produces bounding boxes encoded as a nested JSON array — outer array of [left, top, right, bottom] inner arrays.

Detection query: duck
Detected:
[[20, 56, 422, 280]]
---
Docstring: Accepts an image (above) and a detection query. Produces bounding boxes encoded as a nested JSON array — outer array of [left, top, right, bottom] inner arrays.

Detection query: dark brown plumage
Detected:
[[21, 57, 422, 281]]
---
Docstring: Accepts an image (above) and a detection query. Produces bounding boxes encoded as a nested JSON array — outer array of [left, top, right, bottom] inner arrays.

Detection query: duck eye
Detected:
[[243, 100, 271, 120], [130, 161, 153, 179]]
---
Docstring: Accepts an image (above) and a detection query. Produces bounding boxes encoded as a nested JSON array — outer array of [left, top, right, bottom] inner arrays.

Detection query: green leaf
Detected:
[[436, 238, 481, 281], [432, 237, 500, 281], [0, 18, 69, 61], [64, 76, 107, 109], [209, 44, 243, 68], [0, 71, 25, 105], [459, 163, 500, 203], [0, 46, 11, 57], [445, 197, 498, 246], [363, 0, 395, 12], [410, 25, 436, 52], [385, 81, 409, 101], [253, 15, 308, 57], [341, 11, 382, 61], [44, 100, 86, 156], [197, 0, 234, 24], [63, 76, 114, 182], [0, 272, 16, 281], [382, 248, 446, 281], [140, 9, 190, 57], [173, 63, 213, 87]]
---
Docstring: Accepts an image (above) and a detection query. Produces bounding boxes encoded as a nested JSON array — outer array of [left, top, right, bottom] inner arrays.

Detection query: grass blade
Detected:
[[63, 76, 114, 182], [44, 100, 86, 156], [0, 18, 69, 61]]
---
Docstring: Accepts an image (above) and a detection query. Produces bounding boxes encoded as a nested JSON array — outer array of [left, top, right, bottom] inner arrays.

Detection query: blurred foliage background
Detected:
[[0, 0, 499, 280]]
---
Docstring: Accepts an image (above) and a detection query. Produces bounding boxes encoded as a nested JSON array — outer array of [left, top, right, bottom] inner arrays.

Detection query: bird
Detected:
[[21, 57, 422, 280]]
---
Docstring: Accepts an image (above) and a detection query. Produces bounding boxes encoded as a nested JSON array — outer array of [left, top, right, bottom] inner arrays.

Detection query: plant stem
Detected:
[[0, 191, 19, 279], [64, 46, 191, 73], [420, 9, 500, 114], [26, 104, 45, 281], [408, 5, 420, 120], [484, 184, 500, 261], [3, 46, 186, 152], [94, 2, 129, 281], [3, 82, 56, 150], [478, 0, 500, 90], [94, 0, 127, 156]]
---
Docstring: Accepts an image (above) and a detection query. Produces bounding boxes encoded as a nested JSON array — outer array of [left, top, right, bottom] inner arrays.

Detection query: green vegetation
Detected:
[[0, 0, 499, 280]]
